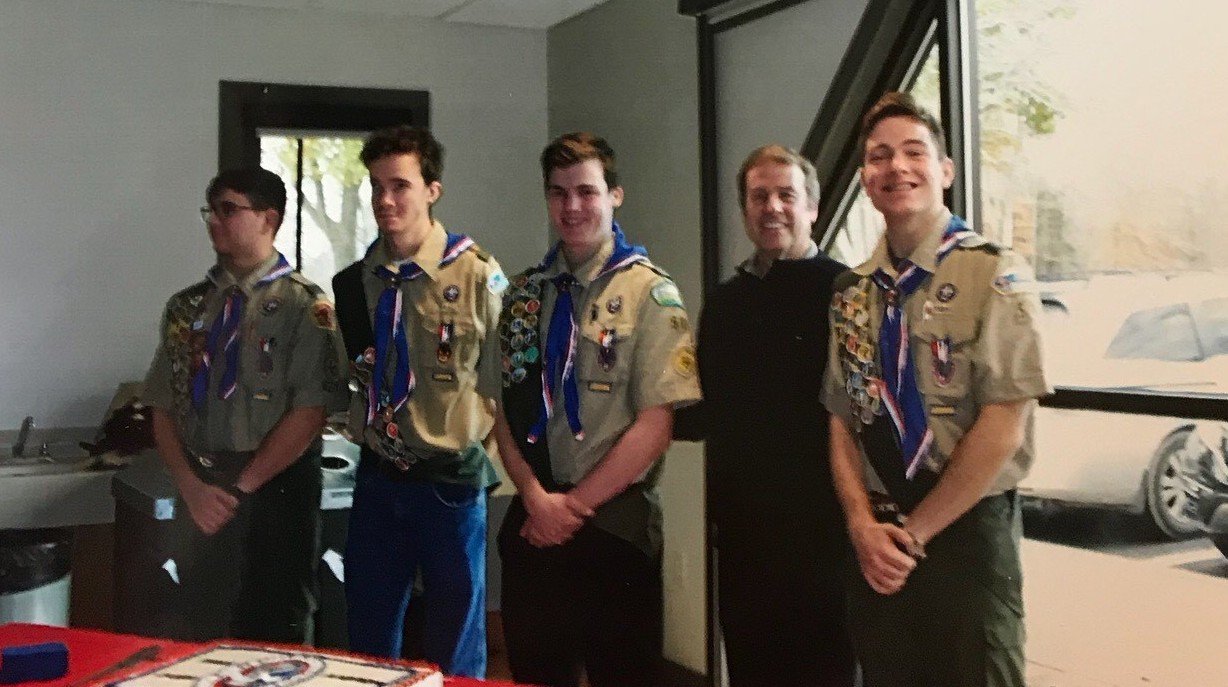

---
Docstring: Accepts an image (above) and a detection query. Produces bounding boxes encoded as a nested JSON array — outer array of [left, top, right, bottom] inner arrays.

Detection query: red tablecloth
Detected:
[[0, 623, 520, 686]]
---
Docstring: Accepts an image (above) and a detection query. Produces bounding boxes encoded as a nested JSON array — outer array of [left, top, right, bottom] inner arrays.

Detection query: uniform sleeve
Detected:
[[630, 277, 702, 412], [973, 251, 1053, 404], [286, 296, 350, 412], [475, 257, 508, 401], [141, 306, 177, 411], [820, 297, 853, 421]]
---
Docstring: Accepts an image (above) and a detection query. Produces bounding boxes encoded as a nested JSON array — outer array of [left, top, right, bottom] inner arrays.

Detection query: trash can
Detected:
[[0, 527, 72, 626]]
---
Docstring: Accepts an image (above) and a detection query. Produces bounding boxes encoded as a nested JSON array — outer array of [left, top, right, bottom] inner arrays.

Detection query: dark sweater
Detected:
[[677, 254, 848, 549]]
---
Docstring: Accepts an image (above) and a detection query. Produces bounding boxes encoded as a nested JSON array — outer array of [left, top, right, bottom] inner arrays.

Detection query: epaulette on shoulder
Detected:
[[954, 233, 1003, 256], [637, 260, 672, 280], [288, 271, 328, 299], [172, 280, 212, 302], [831, 269, 862, 290], [469, 243, 492, 262]]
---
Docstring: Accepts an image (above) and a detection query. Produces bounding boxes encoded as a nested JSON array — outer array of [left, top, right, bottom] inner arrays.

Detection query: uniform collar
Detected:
[[736, 240, 819, 279], [208, 251, 282, 293], [546, 235, 615, 288], [364, 220, 450, 281], [854, 210, 952, 277]]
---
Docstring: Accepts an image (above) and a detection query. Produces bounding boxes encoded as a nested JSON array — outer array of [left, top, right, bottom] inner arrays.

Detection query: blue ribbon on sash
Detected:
[[528, 222, 647, 443], [191, 253, 294, 410], [869, 216, 974, 478], [366, 232, 474, 426]]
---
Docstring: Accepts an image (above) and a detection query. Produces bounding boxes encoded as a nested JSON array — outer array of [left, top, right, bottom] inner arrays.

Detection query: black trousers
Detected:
[[717, 517, 857, 687], [498, 497, 662, 687], [174, 448, 322, 644]]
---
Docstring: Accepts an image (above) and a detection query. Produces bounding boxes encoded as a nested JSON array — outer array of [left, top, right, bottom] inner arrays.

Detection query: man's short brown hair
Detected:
[[360, 125, 444, 185], [540, 132, 618, 190], [858, 91, 947, 159], [737, 145, 820, 211]]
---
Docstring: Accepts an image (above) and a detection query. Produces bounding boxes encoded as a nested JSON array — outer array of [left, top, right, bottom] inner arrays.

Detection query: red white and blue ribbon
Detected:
[[366, 233, 472, 425], [191, 253, 293, 410], [869, 217, 972, 478], [527, 222, 647, 443]]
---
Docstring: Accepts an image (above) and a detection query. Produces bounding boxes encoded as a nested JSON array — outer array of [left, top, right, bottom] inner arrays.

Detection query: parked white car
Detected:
[[1020, 273, 1228, 538]]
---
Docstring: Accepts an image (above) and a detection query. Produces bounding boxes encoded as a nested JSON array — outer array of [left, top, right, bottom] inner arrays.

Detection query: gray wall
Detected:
[[548, 0, 706, 673], [0, 0, 548, 429]]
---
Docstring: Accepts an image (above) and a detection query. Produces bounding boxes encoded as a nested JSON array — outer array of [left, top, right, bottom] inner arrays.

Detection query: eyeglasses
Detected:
[[199, 201, 256, 223]]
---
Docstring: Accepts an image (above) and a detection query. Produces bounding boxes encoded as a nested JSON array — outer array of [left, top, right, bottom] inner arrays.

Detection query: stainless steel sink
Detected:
[[0, 440, 97, 477]]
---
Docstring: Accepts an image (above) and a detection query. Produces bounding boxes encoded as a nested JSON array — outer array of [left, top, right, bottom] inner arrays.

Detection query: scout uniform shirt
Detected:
[[144, 252, 349, 454], [345, 221, 505, 488], [501, 228, 701, 553], [820, 214, 1052, 497]]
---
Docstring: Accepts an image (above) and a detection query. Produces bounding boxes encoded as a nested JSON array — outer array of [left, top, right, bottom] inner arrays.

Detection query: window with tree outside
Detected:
[[260, 134, 378, 300]]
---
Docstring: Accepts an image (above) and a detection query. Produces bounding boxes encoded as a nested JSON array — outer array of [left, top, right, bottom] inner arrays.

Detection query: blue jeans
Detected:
[[344, 466, 487, 678]]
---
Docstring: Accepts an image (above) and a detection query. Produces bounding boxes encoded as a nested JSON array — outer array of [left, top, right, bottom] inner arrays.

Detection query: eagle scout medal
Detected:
[[598, 329, 618, 371], [931, 336, 954, 386], [443, 284, 461, 302], [257, 337, 275, 378], [437, 321, 453, 363]]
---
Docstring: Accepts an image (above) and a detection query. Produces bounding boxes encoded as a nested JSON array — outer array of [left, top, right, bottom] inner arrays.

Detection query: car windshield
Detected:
[[1105, 297, 1228, 362]]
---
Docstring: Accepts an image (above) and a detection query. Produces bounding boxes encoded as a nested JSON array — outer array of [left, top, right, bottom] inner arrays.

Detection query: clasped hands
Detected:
[[520, 490, 595, 548]]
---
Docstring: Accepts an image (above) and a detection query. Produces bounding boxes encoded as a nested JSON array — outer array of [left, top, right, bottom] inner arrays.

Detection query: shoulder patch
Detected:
[[487, 268, 509, 295], [311, 299, 337, 330], [650, 279, 684, 308], [289, 272, 328, 299]]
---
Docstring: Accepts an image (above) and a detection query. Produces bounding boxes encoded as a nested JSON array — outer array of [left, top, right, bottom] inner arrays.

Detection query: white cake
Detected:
[[111, 643, 443, 687]]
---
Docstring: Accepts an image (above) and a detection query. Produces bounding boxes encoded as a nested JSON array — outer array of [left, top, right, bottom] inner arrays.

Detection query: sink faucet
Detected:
[[13, 416, 34, 458]]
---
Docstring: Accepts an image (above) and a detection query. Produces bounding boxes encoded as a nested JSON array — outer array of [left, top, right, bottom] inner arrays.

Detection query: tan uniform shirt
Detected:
[[820, 216, 1052, 494], [536, 237, 702, 485], [346, 221, 506, 460], [144, 252, 349, 453]]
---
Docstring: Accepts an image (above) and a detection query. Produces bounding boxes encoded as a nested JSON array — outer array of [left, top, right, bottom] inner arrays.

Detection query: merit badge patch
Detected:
[[650, 280, 684, 308], [311, 301, 337, 330], [931, 336, 954, 386]]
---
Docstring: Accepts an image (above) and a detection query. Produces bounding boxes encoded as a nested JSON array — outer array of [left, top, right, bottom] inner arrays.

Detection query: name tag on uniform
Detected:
[[253, 390, 273, 401], [930, 405, 955, 416], [587, 381, 612, 393], [432, 371, 456, 382]]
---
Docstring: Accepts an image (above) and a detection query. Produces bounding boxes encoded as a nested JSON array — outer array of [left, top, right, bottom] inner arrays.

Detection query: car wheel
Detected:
[[1145, 427, 1205, 539]]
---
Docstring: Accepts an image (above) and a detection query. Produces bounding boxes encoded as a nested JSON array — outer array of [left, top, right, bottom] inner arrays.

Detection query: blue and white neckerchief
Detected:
[[870, 216, 975, 478], [528, 222, 648, 443], [366, 232, 474, 426], [191, 253, 294, 410]]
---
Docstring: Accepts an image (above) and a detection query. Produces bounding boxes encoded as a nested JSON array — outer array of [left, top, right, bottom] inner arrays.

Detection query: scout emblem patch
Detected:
[[443, 285, 460, 302], [931, 336, 954, 386], [606, 296, 623, 314], [935, 283, 957, 302], [260, 297, 282, 315]]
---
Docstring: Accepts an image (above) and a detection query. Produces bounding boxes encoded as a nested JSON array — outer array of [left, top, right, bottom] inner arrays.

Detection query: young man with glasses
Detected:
[[143, 166, 349, 643]]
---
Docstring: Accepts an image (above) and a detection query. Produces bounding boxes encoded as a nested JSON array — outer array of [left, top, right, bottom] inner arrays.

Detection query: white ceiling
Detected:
[[165, 0, 613, 29]]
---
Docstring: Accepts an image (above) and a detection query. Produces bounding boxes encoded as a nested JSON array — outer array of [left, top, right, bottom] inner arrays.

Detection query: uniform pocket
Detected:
[[414, 312, 479, 381], [911, 316, 978, 399]]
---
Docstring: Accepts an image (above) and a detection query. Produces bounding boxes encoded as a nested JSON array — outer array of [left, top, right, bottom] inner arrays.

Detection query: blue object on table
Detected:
[[0, 641, 69, 683]]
